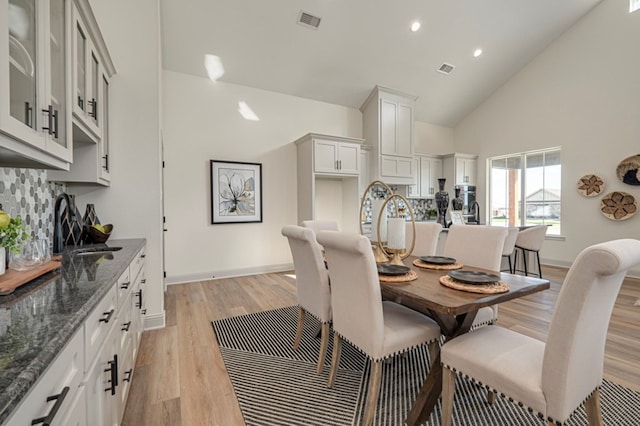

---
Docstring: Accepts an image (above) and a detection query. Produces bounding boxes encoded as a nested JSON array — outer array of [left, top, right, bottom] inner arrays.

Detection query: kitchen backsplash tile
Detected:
[[0, 168, 65, 241], [362, 196, 435, 222]]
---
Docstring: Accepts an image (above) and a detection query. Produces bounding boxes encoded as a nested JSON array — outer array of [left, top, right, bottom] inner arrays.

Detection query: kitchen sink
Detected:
[[70, 246, 123, 256]]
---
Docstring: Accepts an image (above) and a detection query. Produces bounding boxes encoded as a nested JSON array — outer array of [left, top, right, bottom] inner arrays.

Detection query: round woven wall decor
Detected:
[[600, 191, 637, 221], [616, 155, 640, 186], [577, 174, 604, 197]]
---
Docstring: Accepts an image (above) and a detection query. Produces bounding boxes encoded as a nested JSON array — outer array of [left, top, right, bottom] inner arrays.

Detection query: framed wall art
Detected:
[[210, 160, 262, 224]]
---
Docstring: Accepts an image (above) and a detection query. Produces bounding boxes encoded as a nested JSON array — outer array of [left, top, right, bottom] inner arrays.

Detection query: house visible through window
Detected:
[[489, 148, 561, 235], [631, 0, 640, 13]]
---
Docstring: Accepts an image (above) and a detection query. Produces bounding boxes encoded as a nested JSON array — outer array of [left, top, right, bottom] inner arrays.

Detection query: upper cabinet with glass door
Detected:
[[0, 0, 73, 169]]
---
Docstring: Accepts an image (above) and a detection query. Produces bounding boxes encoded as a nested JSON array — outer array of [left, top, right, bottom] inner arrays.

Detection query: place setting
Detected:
[[413, 255, 464, 270], [439, 269, 510, 294], [377, 263, 418, 284]]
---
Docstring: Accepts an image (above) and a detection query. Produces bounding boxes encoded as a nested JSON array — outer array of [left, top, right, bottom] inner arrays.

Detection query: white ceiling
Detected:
[[160, 0, 602, 127]]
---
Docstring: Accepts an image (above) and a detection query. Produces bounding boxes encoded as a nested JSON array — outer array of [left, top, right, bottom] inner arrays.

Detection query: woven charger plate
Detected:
[[379, 270, 418, 284], [413, 259, 463, 270], [439, 275, 510, 294]]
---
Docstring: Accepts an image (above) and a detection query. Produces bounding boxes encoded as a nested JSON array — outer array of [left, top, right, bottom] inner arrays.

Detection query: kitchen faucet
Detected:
[[53, 193, 75, 254], [469, 201, 481, 224]]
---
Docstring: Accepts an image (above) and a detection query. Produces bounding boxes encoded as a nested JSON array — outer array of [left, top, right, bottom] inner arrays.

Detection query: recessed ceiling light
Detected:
[[238, 102, 260, 121], [204, 54, 224, 81], [473, 49, 483, 58], [410, 21, 421, 32]]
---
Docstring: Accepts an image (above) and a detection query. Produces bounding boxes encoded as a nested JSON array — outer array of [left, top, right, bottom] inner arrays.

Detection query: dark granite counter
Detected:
[[0, 238, 145, 425]]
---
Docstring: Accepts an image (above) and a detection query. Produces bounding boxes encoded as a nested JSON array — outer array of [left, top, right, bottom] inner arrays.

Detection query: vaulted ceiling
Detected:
[[160, 0, 602, 127]]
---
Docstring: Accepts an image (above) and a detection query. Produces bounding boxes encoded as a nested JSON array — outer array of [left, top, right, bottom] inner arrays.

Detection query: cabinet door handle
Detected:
[[136, 289, 143, 309], [102, 154, 109, 171], [141, 254, 146, 259], [78, 96, 84, 110], [120, 281, 130, 290], [41, 106, 53, 135], [141, 279, 147, 284], [104, 354, 118, 395], [89, 98, 98, 119], [31, 386, 70, 425], [52, 109, 59, 139], [99, 309, 115, 324], [24, 102, 33, 127], [123, 369, 133, 383], [122, 321, 131, 332]]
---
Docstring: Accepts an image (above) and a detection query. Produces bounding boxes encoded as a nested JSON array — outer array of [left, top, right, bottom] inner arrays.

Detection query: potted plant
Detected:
[[0, 207, 30, 275], [427, 208, 438, 220]]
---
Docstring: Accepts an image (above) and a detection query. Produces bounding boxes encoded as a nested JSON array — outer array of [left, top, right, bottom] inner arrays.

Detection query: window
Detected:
[[631, 0, 640, 13], [489, 148, 561, 235]]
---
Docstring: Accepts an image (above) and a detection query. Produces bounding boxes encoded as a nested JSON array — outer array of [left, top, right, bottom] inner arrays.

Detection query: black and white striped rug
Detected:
[[211, 306, 640, 426]]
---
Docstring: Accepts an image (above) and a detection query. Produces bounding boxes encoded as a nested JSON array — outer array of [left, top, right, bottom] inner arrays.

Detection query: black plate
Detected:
[[377, 264, 410, 276], [420, 256, 457, 265], [448, 270, 500, 284]]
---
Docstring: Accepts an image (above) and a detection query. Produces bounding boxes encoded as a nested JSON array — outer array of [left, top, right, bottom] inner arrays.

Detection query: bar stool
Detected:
[[514, 225, 547, 278], [501, 227, 520, 274]]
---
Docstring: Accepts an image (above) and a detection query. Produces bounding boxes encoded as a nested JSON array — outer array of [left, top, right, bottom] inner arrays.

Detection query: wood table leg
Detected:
[[405, 310, 478, 426]]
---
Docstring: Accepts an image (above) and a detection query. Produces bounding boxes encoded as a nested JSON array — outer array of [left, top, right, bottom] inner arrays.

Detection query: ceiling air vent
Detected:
[[298, 11, 321, 29], [437, 63, 455, 75]]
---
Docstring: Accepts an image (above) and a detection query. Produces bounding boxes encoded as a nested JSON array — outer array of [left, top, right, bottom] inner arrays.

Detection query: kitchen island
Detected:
[[0, 238, 146, 425]]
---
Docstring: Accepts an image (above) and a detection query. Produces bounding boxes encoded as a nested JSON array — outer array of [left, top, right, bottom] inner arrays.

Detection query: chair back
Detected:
[[301, 220, 339, 233], [316, 231, 385, 357], [443, 225, 508, 271], [515, 225, 547, 251], [408, 222, 443, 257], [502, 227, 519, 256], [542, 239, 640, 421], [281, 225, 331, 323]]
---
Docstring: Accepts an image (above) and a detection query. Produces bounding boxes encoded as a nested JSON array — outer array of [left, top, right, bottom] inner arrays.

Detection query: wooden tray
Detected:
[[0, 259, 63, 295]]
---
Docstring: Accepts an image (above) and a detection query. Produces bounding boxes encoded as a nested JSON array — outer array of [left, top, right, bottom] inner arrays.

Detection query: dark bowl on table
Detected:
[[85, 224, 113, 243]]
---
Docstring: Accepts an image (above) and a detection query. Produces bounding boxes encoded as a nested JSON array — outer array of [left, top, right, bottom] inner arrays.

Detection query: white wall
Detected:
[[415, 121, 454, 155], [162, 71, 362, 283], [454, 0, 640, 273], [76, 0, 165, 327]]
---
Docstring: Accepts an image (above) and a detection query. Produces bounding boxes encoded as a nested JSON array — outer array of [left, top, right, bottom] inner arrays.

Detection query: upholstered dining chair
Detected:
[[316, 230, 442, 426], [443, 225, 508, 328], [281, 225, 332, 374], [407, 221, 443, 257], [501, 227, 520, 274], [514, 225, 548, 278], [440, 238, 640, 426]]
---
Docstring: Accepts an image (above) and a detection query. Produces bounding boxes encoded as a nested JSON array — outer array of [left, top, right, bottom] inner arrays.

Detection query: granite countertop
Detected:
[[0, 238, 145, 425]]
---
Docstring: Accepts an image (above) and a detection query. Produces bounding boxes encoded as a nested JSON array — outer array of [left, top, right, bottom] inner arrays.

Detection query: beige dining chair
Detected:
[[281, 225, 332, 374], [440, 238, 640, 426], [501, 227, 520, 274], [443, 225, 508, 328], [514, 225, 547, 278], [316, 230, 441, 426], [407, 221, 443, 257]]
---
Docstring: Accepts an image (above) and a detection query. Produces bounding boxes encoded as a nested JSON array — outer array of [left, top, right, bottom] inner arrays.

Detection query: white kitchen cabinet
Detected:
[[3, 326, 84, 426], [295, 133, 363, 233], [359, 145, 371, 196], [0, 0, 73, 169], [361, 85, 417, 185], [442, 153, 478, 196], [85, 320, 118, 426], [48, 0, 114, 186], [310, 136, 360, 176], [407, 155, 443, 199]]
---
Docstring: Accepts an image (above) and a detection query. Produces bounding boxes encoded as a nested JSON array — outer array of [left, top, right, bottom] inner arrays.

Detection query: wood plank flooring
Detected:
[[121, 267, 640, 425]]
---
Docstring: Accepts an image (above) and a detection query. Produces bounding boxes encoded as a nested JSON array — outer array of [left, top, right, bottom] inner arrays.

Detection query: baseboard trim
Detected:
[[143, 311, 166, 330], [165, 263, 294, 285]]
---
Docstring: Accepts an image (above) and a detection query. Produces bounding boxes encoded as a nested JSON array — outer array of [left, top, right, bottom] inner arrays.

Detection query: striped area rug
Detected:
[[212, 306, 640, 426]]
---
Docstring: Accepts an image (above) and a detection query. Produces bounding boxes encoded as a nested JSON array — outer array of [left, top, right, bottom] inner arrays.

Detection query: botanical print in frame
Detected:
[[211, 160, 262, 224]]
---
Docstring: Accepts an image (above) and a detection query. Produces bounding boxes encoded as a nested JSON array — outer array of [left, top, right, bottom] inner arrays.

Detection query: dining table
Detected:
[[379, 255, 550, 426]]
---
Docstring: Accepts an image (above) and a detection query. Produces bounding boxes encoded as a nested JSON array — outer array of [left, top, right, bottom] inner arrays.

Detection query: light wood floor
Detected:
[[121, 266, 640, 425]]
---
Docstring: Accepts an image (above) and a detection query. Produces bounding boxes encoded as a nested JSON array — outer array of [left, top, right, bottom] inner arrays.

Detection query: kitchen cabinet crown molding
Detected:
[[75, 0, 115, 77], [359, 85, 419, 112], [293, 132, 364, 146]]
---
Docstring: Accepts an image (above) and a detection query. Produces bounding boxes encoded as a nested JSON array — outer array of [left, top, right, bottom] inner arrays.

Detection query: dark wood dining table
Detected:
[[379, 256, 550, 426]]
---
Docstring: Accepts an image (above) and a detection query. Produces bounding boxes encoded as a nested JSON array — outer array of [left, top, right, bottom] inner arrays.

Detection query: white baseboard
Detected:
[[165, 263, 294, 285], [541, 258, 640, 280], [143, 311, 166, 330]]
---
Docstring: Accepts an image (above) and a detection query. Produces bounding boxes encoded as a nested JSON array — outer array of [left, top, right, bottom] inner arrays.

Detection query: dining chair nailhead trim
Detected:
[[442, 364, 600, 426], [336, 331, 439, 362], [297, 304, 331, 325], [468, 319, 496, 331]]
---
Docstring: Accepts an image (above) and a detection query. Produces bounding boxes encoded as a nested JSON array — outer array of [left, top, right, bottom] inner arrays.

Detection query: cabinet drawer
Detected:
[[116, 267, 132, 311], [85, 284, 117, 365], [5, 329, 84, 426], [130, 247, 146, 283]]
